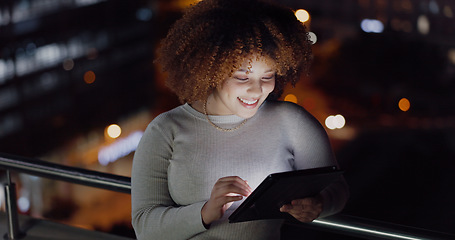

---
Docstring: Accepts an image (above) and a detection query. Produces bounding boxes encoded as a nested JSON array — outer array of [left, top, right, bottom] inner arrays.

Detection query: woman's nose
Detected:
[[247, 80, 262, 94]]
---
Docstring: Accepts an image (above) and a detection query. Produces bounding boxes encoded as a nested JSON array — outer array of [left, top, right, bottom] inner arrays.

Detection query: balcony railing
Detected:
[[0, 152, 454, 240]]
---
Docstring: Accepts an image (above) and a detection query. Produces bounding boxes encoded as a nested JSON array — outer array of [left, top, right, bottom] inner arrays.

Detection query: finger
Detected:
[[279, 204, 293, 212], [218, 195, 244, 204], [244, 180, 253, 193], [218, 176, 252, 193], [291, 198, 313, 206], [213, 183, 251, 197], [285, 208, 318, 222], [280, 205, 304, 214], [215, 177, 252, 196], [211, 195, 244, 209], [280, 201, 320, 215]]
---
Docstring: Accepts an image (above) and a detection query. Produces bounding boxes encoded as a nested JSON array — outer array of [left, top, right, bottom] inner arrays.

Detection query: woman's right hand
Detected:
[[201, 176, 252, 226]]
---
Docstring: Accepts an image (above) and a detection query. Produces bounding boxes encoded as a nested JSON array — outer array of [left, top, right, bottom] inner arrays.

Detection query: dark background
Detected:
[[1, 0, 454, 238]]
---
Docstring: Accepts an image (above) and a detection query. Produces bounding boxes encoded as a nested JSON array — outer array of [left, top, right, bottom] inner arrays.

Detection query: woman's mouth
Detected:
[[238, 97, 259, 108]]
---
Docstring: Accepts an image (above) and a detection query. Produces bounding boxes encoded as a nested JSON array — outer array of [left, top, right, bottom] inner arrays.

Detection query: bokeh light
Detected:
[[62, 58, 74, 71], [18, 196, 30, 212], [399, 98, 411, 112], [308, 32, 318, 44], [448, 48, 455, 65], [106, 124, 122, 139], [325, 114, 346, 130], [429, 0, 439, 14], [98, 131, 143, 166], [361, 19, 384, 33], [295, 9, 310, 23], [84, 70, 96, 84], [136, 8, 153, 21], [284, 94, 298, 104], [443, 5, 453, 18], [417, 15, 430, 35]]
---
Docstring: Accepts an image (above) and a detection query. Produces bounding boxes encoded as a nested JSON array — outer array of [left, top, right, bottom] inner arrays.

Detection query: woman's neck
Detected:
[[189, 100, 204, 114]]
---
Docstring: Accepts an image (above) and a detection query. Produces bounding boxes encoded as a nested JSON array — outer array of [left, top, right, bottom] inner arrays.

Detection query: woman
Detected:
[[131, 0, 349, 239]]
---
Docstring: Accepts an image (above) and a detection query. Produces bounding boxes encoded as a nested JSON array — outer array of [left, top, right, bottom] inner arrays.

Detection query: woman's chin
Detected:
[[236, 109, 259, 119]]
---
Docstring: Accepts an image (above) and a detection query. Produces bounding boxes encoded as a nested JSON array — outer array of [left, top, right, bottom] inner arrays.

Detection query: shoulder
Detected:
[[262, 100, 316, 122], [149, 104, 190, 126], [263, 100, 304, 112], [261, 100, 326, 134], [143, 105, 189, 135]]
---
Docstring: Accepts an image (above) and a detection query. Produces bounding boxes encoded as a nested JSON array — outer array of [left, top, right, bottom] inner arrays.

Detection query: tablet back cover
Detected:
[[229, 166, 343, 223]]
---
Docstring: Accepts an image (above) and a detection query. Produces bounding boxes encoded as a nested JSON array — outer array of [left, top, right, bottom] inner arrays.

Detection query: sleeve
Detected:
[[131, 120, 207, 240], [286, 104, 349, 218]]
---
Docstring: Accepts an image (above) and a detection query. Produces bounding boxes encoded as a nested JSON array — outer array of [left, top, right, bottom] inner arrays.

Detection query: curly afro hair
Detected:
[[156, 0, 312, 103]]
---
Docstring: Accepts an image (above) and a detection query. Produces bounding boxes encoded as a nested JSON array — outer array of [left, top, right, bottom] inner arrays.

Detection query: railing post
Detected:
[[3, 170, 23, 240]]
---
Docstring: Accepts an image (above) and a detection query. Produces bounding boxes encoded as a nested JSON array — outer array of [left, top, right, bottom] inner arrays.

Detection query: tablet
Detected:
[[228, 166, 343, 223]]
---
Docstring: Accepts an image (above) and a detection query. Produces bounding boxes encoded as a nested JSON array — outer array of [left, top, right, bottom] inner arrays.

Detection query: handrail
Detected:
[[0, 153, 130, 194], [1, 152, 454, 240], [293, 214, 455, 240]]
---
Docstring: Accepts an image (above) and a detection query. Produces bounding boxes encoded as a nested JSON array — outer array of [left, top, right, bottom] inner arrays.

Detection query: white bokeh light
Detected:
[[361, 19, 384, 33], [308, 32, 317, 44], [417, 15, 430, 35], [18, 196, 30, 212], [325, 114, 346, 130]]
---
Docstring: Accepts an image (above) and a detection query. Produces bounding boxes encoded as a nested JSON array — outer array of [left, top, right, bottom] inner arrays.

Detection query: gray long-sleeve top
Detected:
[[131, 101, 349, 240]]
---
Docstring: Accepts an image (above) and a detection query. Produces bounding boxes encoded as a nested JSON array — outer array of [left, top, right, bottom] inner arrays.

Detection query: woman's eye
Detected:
[[234, 77, 248, 81], [262, 76, 274, 80]]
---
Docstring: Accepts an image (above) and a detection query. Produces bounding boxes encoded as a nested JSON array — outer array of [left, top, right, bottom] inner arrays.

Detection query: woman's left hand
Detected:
[[279, 195, 323, 223]]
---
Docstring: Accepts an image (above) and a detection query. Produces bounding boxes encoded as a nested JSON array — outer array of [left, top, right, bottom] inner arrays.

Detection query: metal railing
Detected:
[[0, 152, 130, 239], [0, 152, 454, 240]]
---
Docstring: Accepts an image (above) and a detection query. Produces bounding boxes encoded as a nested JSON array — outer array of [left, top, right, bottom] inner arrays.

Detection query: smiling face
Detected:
[[207, 56, 276, 118]]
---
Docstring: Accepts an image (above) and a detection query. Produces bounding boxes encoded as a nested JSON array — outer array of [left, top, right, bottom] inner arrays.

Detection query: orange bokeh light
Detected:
[[84, 70, 96, 84], [398, 98, 411, 112], [284, 94, 298, 104]]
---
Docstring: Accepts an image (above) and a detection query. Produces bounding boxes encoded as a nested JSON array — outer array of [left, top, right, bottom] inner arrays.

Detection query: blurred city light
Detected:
[[398, 98, 411, 112], [417, 15, 430, 35], [325, 114, 346, 130], [443, 5, 453, 18], [308, 32, 318, 44], [448, 49, 455, 65], [0, 59, 14, 84], [429, 0, 439, 14], [295, 9, 310, 23], [18, 196, 30, 213], [16, 43, 65, 76], [361, 19, 384, 33], [83, 70, 96, 84], [98, 131, 143, 166], [325, 116, 336, 130], [0, 7, 10, 26], [75, 0, 106, 7], [62, 58, 74, 71], [284, 93, 298, 103], [106, 124, 122, 139], [26, 42, 37, 55], [136, 8, 153, 21]]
